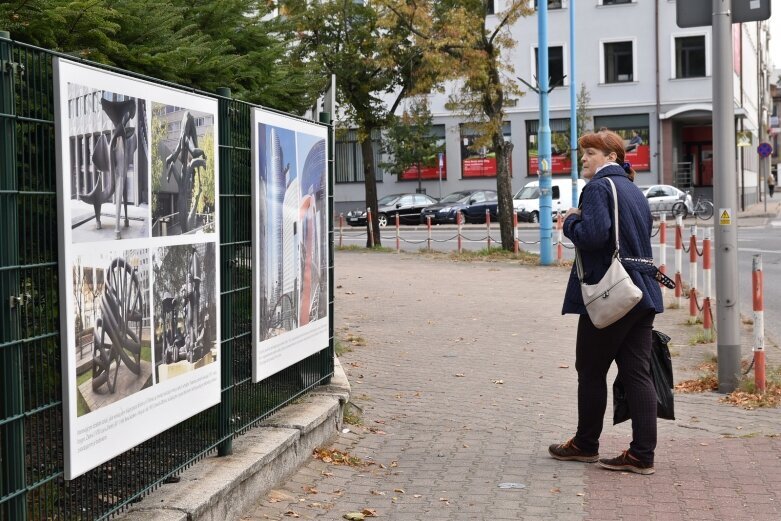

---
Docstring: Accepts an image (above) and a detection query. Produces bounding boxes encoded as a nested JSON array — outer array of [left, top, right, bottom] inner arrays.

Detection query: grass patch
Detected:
[[722, 365, 781, 409], [447, 248, 541, 265], [335, 339, 352, 357], [689, 327, 714, 345], [667, 301, 681, 310], [337, 244, 394, 253], [343, 402, 363, 426], [76, 391, 90, 417], [344, 333, 366, 347]]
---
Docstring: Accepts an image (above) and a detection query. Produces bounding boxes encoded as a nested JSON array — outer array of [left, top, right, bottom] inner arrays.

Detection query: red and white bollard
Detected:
[[426, 215, 432, 252], [658, 213, 667, 294], [753, 254, 766, 393], [674, 215, 683, 307], [702, 227, 712, 339], [513, 212, 519, 254], [556, 211, 563, 265], [339, 213, 344, 248], [688, 225, 698, 323], [367, 207, 374, 248], [486, 209, 491, 250], [395, 212, 400, 253], [457, 211, 463, 254]]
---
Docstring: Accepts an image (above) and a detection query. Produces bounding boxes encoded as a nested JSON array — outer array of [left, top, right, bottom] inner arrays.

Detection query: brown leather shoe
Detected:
[[598, 450, 655, 475], [548, 438, 599, 463]]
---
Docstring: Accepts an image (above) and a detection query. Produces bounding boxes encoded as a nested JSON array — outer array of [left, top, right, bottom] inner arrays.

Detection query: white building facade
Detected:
[[333, 0, 772, 214]]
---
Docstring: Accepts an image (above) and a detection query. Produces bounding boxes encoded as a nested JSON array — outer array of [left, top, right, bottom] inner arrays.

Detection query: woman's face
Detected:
[[581, 147, 615, 179]]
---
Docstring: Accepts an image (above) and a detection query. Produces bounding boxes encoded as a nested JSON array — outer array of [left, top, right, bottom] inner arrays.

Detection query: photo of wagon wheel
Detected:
[[91, 257, 144, 393]]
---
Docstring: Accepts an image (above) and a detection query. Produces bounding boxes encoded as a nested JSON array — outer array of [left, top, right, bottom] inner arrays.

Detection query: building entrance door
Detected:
[[683, 142, 713, 186]]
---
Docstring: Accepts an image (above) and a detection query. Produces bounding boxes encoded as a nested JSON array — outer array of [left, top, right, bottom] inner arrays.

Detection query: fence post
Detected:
[[457, 211, 463, 254], [675, 215, 683, 308], [426, 215, 432, 252], [485, 209, 491, 250], [339, 213, 344, 248], [702, 228, 713, 340], [556, 211, 563, 265], [659, 213, 667, 295], [217, 87, 234, 457], [513, 211, 519, 254], [0, 30, 26, 521], [395, 213, 400, 253], [367, 207, 374, 248], [688, 225, 698, 324], [753, 255, 766, 393]]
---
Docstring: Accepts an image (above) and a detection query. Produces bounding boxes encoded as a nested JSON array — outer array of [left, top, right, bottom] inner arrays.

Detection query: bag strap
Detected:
[[575, 176, 621, 282]]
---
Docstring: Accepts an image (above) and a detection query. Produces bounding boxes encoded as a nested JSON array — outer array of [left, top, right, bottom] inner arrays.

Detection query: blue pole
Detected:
[[569, 0, 579, 208], [539, 0, 553, 265]]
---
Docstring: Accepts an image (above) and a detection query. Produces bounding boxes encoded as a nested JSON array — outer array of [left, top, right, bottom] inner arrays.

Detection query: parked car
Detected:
[[639, 185, 692, 215], [419, 189, 498, 224], [345, 193, 438, 227], [514, 178, 586, 223]]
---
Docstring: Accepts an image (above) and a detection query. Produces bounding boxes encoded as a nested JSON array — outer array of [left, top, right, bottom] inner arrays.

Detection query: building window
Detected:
[[526, 118, 573, 176], [675, 35, 706, 78], [534, 46, 565, 88], [335, 128, 384, 184], [593, 114, 650, 172], [602, 40, 634, 83], [534, 0, 563, 8], [398, 124, 447, 181], [601, 0, 632, 5], [486, 0, 494, 15], [460, 122, 511, 178]]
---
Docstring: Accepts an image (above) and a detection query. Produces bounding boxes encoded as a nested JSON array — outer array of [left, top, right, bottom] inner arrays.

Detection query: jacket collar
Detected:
[[592, 163, 628, 181]]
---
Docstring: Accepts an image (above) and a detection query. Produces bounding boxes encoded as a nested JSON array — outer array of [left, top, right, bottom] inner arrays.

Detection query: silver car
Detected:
[[639, 185, 692, 215]]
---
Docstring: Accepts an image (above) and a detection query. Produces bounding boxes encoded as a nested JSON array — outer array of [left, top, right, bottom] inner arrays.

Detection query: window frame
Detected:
[[599, 37, 637, 85], [670, 31, 710, 80], [598, 0, 634, 5], [531, 44, 568, 88]]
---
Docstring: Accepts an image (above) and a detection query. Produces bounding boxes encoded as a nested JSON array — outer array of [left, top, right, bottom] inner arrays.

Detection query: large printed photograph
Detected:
[[55, 59, 221, 480], [252, 109, 329, 382], [66, 84, 150, 242]]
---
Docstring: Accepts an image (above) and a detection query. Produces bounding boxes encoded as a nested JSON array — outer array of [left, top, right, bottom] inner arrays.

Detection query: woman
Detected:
[[768, 172, 775, 198], [548, 130, 663, 475]]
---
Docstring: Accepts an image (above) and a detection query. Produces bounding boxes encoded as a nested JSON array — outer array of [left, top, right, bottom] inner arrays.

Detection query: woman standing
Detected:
[[548, 130, 664, 475]]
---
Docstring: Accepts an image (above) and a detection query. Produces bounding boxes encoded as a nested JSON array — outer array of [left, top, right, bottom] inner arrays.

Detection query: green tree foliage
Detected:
[[294, 0, 435, 246], [382, 0, 533, 250], [381, 97, 443, 193], [0, 0, 318, 113]]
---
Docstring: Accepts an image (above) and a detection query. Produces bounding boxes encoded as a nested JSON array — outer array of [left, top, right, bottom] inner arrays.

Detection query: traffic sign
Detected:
[[758, 142, 773, 158], [677, 0, 770, 28]]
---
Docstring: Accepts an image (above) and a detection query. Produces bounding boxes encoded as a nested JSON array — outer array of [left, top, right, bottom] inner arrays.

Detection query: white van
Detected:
[[513, 178, 586, 223]]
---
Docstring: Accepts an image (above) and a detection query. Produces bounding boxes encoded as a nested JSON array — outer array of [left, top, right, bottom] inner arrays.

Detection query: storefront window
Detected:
[[460, 122, 511, 178], [593, 114, 650, 171]]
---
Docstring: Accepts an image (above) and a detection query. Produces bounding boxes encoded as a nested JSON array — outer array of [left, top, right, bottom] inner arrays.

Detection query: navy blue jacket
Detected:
[[561, 165, 664, 315]]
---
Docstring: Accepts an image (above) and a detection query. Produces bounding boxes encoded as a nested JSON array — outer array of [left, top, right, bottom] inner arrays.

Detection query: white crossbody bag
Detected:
[[575, 178, 642, 329]]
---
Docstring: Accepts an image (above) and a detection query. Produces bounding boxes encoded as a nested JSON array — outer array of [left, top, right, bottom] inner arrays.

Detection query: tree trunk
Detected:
[[360, 131, 381, 247], [494, 136, 515, 250]]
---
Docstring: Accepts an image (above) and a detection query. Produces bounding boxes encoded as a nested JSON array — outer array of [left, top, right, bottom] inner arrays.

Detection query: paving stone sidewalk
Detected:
[[241, 251, 781, 521]]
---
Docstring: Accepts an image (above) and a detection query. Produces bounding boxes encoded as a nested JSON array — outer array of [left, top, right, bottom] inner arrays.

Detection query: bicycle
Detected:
[[672, 191, 714, 220]]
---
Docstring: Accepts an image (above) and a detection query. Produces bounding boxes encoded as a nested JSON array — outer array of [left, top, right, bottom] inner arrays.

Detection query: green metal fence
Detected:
[[0, 34, 334, 521]]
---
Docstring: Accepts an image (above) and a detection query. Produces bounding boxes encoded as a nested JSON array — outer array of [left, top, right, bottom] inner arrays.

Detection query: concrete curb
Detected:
[[116, 357, 351, 521]]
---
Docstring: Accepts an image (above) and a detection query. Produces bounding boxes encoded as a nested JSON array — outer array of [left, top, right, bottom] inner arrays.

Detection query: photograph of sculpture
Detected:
[[252, 108, 329, 382], [71, 248, 153, 417], [66, 84, 150, 243], [150, 103, 217, 237], [152, 242, 217, 383]]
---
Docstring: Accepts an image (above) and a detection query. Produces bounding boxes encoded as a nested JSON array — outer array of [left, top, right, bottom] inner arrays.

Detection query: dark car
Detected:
[[419, 189, 498, 224], [345, 193, 438, 227]]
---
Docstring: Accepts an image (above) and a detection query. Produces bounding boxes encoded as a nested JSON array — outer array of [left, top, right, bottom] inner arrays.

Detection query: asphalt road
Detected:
[[339, 217, 781, 345]]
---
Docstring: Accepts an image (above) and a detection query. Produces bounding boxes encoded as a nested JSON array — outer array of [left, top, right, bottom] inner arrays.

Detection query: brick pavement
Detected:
[[241, 251, 781, 521]]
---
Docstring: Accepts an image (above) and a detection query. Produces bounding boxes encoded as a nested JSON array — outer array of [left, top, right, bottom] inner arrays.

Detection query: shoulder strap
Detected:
[[574, 177, 620, 282]]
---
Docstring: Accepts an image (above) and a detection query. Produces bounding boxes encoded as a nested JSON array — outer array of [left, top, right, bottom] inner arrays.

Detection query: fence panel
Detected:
[[0, 35, 333, 521]]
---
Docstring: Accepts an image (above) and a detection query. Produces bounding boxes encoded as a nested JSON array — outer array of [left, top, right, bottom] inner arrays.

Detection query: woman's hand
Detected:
[[564, 207, 581, 220]]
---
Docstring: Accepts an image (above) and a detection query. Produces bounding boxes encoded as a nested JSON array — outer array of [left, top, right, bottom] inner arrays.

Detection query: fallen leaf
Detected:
[[576, 493, 585, 497], [550, 488, 561, 493], [305, 486, 318, 494], [343, 513, 364, 521], [361, 508, 378, 517], [394, 488, 405, 494], [493, 379, 504, 384], [455, 373, 466, 377], [370, 490, 386, 496], [413, 494, 422, 498], [284, 511, 300, 518], [558, 364, 570, 369]]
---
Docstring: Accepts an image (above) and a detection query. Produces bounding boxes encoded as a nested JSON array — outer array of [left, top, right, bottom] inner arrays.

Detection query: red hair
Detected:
[[578, 130, 636, 180]]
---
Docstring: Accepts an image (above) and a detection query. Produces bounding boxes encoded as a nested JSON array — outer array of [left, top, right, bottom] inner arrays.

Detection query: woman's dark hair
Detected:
[[578, 130, 637, 181]]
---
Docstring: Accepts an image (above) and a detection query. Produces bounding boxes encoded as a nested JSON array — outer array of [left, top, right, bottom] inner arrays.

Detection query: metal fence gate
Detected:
[[0, 34, 334, 521]]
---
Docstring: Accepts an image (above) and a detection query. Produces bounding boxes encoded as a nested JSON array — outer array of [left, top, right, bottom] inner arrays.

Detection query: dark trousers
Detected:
[[573, 308, 657, 464]]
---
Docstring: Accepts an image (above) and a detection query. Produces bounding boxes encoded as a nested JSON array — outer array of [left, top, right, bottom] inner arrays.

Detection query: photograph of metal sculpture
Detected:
[[152, 243, 217, 382], [150, 103, 216, 236], [72, 249, 153, 417], [67, 84, 150, 242], [257, 124, 327, 341]]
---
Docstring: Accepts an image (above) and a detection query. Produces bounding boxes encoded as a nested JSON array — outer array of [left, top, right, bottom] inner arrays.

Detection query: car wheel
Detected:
[[377, 213, 388, 227], [530, 211, 539, 224]]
